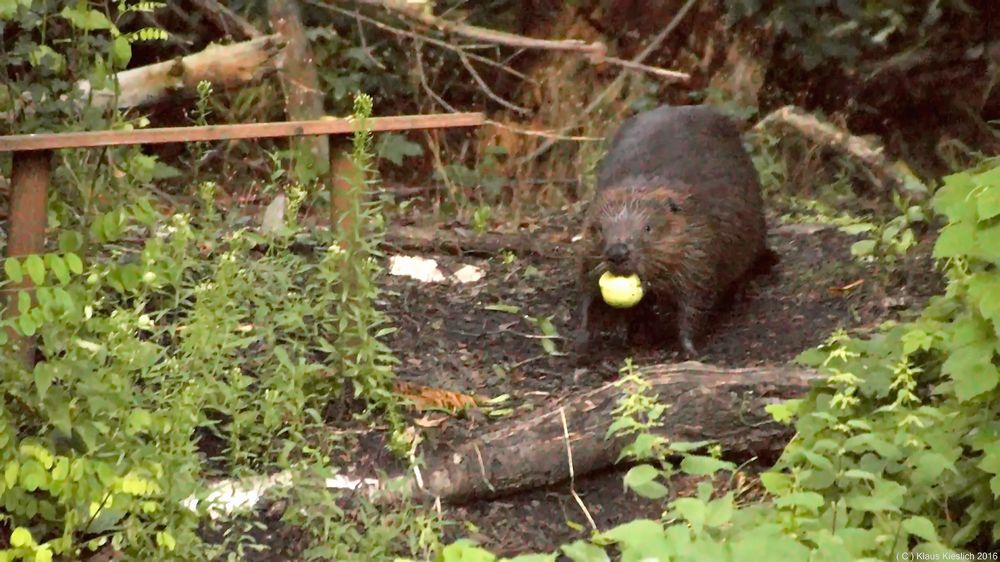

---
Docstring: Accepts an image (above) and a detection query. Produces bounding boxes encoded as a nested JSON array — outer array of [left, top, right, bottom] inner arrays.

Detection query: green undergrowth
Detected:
[[0, 3, 419, 559], [432, 158, 1000, 561]]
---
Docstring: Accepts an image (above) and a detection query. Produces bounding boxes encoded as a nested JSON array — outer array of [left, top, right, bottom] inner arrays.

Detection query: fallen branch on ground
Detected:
[[176, 361, 819, 518], [383, 225, 575, 258], [391, 361, 820, 504], [753, 105, 927, 199], [75, 34, 285, 109]]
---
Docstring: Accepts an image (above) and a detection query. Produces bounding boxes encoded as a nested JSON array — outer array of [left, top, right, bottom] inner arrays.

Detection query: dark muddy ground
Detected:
[[368, 205, 941, 556], [226, 201, 942, 560]]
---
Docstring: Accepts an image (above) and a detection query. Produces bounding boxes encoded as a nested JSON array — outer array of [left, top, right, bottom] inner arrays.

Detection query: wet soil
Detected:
[[227, 203, 942, 560]]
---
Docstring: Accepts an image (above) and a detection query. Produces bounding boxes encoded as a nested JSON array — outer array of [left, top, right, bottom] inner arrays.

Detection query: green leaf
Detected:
[[679, 455, 734, 476], [977, 187, 1000, 221], [59, 5, 113, 30], [33, 362, 54, 400], [933, 171, 975, 219], [672, 498, 707, 532], [19, 459, 48, 491], [377, 133, 424, 166], [766, 399, 801, 423], [57, 231, 83, 253], [901, 329, 935, 354], [10, 527, 33, 547], [843, 469, 877, 481], [704, 492, 734, 528], [64, 252, 83, 275], [112, 36, 132, 66], [46, 254, 70, 284], [25, 254, 45, 285], [18, 314, 37, 336], [846, 481, 905, 513], [933, 220, 976, 259], [973, 223, 1000, 263], [775, 492, 825, 512], [599, 519, 665, 547], [974, 164, 1000, 191], [5, 462, 19, 488], [850, 239, 876, 256], [17, 290, 30, 315], [759, 472, 792, 495], [623, 465, 669, 499], [50, 458, 69, 482], [910, 451, 955, 485], [34, 547, 53, 562], [941, 343, 998, 401], [903, 516, 939, 542], [440, 540, 496, 562], [5, 257, 23, 283], [560, 541, 610, 562], [839, 222, 876, 235]]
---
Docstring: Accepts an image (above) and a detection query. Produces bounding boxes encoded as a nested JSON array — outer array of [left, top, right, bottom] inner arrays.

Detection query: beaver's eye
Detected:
[[644, 224, 652, 233]]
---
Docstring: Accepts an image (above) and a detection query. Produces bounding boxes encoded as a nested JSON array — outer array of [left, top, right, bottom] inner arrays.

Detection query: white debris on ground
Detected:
[[182, 471, 380, 520], [389, 255, 447, 282], [388, 255, 484, 284], [452, 264, 485, 283]]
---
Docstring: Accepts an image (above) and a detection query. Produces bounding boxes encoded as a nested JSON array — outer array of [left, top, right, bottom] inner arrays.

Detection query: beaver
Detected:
[[575, 104, 775, 357]]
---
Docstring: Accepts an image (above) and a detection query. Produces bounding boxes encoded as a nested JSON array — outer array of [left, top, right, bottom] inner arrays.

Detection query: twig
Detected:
[[509, 353, 561, 371], [189, 0, 261, 40], [346, 0, 689, 82], [561, 407, 597, 531], [485, 118, 602, 142], [473, 444, 496, 493], [306, 1, 533, 83], [353, 8, 386, 69], [413, 41, 459, 113], [519, 0, 698, 164], [458, 51, 530, 115]]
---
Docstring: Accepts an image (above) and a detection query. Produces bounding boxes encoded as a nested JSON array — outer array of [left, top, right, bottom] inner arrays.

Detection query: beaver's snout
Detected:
[[603, 242, 636, 275], [604, 243, 629, 264]]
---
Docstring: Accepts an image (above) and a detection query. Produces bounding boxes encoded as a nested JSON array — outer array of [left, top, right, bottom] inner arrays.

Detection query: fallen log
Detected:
[[173, 361, 821, 517], [397, 361, 821, 504], [383, 225, 576, 258], [753, 105, 928, 199], [75, 34, 285, 110]]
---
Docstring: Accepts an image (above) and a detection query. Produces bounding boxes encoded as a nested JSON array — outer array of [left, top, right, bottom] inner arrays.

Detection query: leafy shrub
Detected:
[[1, 3, 405, 559]]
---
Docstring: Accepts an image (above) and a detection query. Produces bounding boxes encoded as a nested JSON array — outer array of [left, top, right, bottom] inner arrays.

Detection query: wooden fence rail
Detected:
[[1, 111, 485, 369]]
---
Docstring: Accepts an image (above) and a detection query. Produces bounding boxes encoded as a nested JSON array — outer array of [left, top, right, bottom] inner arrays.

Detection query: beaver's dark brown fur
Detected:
[[575, 104, 775, 357]]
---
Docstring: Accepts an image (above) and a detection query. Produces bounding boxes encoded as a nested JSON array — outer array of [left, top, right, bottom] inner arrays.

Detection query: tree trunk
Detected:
[[268, 0, 331, 187]]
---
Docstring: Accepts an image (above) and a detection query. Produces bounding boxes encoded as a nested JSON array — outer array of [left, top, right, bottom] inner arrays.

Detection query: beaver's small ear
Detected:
[[667, 198, 681, 213]]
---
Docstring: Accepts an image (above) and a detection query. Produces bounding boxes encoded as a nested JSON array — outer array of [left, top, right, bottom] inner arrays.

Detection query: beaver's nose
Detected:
[[605, 243, 629, 265]]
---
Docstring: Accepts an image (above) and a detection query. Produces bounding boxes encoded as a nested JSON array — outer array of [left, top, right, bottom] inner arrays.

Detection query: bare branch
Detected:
[[345, 0, 690, 82], [413, 41, 460, 114], [457, 52, 530, 115], [305, 1, 534, 83], [520, 0, 699, 163], [189, 0, 262, 40]]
